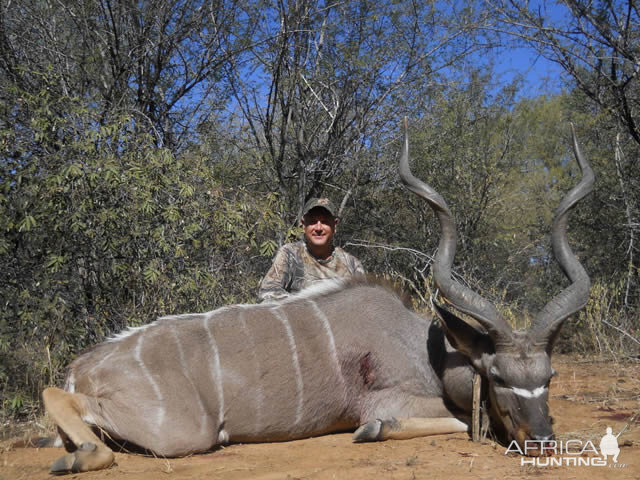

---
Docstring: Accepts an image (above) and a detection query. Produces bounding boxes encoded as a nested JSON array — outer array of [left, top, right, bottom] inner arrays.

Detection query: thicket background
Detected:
[[1, 0, 639, 422]]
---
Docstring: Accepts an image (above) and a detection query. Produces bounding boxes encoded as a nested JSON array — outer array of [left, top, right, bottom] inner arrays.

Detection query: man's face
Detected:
[[301, 208, 337, 250]]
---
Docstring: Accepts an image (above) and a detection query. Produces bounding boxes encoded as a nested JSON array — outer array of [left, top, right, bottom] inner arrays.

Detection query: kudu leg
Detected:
[[353, 392, 469, 442], [42, 387, 115, 474], [353, 417, 468, 442]]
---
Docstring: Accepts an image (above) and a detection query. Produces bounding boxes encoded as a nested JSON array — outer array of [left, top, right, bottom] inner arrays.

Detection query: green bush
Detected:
[[0, 92, 283, 421]]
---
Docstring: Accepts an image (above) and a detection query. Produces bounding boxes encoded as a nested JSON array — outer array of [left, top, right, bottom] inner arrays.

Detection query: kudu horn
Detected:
[[530, 124, 594, 345], [399, 119, 593, 345]]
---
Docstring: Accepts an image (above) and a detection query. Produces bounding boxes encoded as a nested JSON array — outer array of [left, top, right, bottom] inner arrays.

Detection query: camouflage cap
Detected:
[[301, 197, 337, 217]]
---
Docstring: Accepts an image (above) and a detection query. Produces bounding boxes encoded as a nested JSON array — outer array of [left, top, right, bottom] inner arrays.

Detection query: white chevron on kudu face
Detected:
[[511, 386, 547, 399]]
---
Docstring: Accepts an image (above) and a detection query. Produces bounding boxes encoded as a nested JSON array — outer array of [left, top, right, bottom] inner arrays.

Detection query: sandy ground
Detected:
[[1, 356, 639, 480]]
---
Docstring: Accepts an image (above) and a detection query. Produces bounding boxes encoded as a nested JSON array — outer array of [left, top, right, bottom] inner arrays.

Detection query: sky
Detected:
[[490, 1, 570, 98], [495, 47, 566, 97]]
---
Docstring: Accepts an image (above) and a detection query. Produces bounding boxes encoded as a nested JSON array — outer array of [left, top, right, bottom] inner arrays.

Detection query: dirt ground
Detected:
[[2, 356, 639, 480]]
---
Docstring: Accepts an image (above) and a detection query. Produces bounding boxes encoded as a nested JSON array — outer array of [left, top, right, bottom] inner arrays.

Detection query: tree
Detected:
[[489, 0, 640, 314], [224, 0, 497, 232], [490, 0, 640, 144], [0, 0, 252, 150]]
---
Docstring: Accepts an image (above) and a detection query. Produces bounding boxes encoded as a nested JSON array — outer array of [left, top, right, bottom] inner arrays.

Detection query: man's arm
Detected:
[[258, 245, 293, 302], [343, 250, 365, 275]]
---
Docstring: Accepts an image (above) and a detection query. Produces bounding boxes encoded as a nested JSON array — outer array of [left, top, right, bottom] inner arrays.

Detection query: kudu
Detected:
[[42, 123, 593, 474]]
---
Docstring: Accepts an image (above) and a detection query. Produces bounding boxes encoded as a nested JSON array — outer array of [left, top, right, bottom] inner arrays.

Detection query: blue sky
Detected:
[[490, 1, 570, 98], [495, 46, 566, 97]]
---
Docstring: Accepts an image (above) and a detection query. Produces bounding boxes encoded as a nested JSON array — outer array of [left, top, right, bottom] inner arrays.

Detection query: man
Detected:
[[258, 198, 364, 302]]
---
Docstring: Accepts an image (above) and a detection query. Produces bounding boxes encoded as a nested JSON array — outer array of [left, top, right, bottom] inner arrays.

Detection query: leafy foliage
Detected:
[[0, 88, 282, 418]]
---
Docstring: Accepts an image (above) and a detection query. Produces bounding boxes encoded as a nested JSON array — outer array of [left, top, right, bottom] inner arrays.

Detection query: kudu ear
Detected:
[[432, 300, 494, 368]]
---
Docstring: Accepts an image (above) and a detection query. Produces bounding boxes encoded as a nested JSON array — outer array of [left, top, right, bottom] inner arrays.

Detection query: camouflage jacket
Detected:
[[258, 241, 364, 302]]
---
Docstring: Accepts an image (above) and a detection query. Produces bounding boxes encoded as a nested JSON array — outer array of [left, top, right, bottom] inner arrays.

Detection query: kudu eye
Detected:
[[489, 367, 506, 387], [545, 369, 558, 387]]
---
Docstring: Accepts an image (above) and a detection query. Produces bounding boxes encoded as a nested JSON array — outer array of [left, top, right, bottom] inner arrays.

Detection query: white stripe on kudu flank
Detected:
[[308, 300, 344, 386], [134, 332, 166, 429], [170, 324, 208, 437], [238, 310, 264, 434], [86, 342, 120, 394], [511, 386, 547, 399], [271, 306, 304, 425], [203, 317, 225, 428]]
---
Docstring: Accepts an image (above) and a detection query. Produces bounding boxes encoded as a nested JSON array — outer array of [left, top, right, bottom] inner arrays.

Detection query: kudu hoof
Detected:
[[50, 442, 115, 475], [353, 419, 383, 442]]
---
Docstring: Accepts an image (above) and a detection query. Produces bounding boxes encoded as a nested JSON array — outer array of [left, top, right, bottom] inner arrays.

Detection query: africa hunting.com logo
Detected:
[[505, 426, 628, 468]]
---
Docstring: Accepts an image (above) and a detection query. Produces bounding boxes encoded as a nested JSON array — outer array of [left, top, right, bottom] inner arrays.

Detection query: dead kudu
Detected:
[[42, 124, 594, 473]]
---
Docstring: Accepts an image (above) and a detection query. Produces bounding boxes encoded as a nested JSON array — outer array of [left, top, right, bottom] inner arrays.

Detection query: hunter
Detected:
[[258, 198, 364, 302]]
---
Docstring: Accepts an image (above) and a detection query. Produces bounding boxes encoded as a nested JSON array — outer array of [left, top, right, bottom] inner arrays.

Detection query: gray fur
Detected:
[[61, 277, 467, 457], [43, 124, 593, 473]]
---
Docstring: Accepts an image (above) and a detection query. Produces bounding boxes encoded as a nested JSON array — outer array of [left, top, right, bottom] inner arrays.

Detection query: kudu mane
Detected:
[[275, 275, 411, 308], [93, 276, 411, 346]]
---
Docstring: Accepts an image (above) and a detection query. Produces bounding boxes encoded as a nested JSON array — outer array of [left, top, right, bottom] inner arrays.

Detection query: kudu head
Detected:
[[399, 119, 594, 452]]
